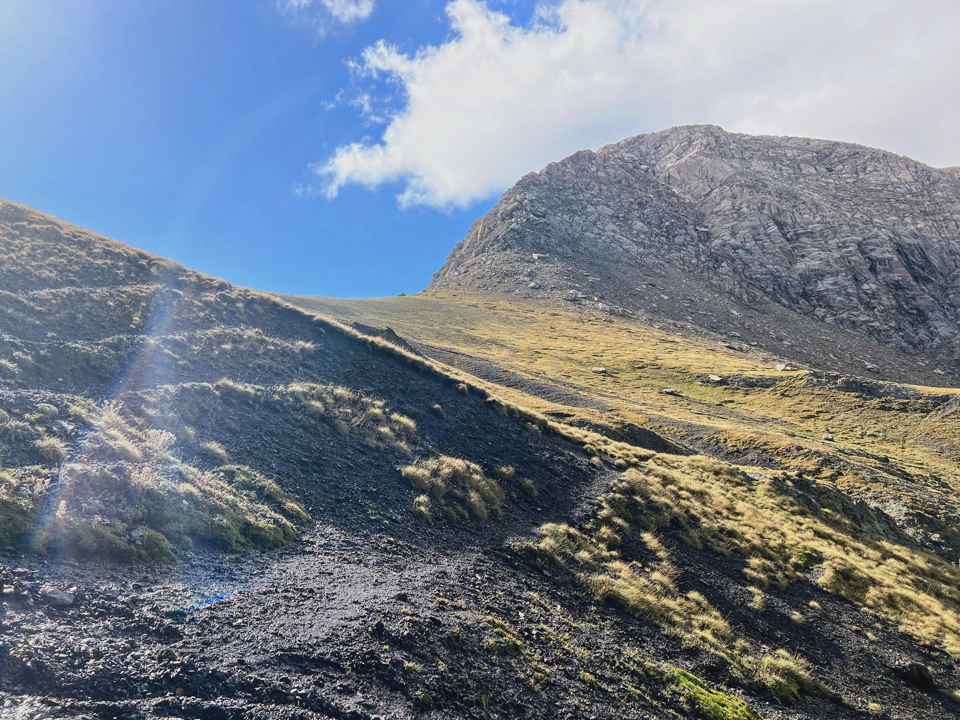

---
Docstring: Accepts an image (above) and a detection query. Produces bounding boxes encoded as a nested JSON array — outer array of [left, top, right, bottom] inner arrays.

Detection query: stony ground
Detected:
[[4, 513, 960, 720]]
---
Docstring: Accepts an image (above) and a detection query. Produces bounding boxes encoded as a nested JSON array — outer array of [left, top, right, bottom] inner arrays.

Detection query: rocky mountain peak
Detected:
[[430, 126, 960, 383]]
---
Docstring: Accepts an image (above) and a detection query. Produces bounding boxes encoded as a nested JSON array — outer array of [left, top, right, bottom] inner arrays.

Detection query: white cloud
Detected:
[[278, 0, 375, 37], [318, 0, 960, 209], [321, 0, 375, 23]]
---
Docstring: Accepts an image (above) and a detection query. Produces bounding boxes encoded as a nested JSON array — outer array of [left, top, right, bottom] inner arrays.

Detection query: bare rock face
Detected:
[[430, 125, 960, 383]]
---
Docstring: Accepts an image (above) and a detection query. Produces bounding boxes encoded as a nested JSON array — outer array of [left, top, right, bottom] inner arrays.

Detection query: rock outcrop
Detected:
[[431, 125, 960, 383]]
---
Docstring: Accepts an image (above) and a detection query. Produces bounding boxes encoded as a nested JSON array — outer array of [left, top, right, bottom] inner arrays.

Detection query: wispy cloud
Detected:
[[278, 0, 375, 38], [322, 0, 375, 23], [316, 0, 960, 209], [321, 89, 345, 111]]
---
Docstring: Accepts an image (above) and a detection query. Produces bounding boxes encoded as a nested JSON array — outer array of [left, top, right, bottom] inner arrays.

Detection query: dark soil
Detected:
[[5, 515, 960, 719]]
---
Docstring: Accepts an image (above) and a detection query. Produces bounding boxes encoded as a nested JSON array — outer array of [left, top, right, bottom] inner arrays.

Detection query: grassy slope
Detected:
[[288, 291, 960, 683], [288, 292, 960, 549], [4, 201, 809, 717], [0, 201, 575, 563]]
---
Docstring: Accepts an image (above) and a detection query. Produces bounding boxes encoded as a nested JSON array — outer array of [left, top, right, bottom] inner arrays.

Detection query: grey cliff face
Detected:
[[430, 125, 960, 381]]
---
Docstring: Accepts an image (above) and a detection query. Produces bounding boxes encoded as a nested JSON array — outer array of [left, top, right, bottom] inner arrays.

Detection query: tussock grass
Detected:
[[530, 522, 736, 660], [286, 292, 960, 563], [200, 440, 231, 463], [623, 455, 960, 657], [0, 375, 423, 561], [272, 294, 664, 470], [0, 468, 50, 546], [0, 395, 311, 562], [526, 447, 960, 706], [34, 436, 67, 463], [413, 494, 433, 524], [287, 381, 419, 456], [402, 455, 505, 521], [527, 513, 826, 702], [755, 650, 820, 705]]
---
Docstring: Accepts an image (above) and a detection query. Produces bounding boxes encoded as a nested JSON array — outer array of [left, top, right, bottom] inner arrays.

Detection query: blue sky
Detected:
[[0, 0, 500, 297], [1, 1, 956, 298]]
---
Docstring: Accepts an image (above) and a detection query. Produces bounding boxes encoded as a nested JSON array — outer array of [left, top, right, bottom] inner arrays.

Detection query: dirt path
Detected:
[[1, 525, 480, 719]]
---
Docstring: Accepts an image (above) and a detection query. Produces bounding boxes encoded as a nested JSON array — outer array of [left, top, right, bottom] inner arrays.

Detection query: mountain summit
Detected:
[[431, 126, 960, 383]]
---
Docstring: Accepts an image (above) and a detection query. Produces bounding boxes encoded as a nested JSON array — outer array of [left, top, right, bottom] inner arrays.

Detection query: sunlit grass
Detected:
[[287, 292, 960, 557]]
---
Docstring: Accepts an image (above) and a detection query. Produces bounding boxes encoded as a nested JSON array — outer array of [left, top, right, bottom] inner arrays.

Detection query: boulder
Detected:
[[39, 586, 74, 607], [895, 662, 937, 690]]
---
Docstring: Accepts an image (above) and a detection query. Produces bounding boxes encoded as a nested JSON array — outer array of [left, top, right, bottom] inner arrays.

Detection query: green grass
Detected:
[[673, 668, 762, 720]]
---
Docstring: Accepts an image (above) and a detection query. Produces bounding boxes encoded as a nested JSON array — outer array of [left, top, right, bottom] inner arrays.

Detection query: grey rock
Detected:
[[39, 586, 75, 606], [895, 661, 937, 690], [430, 125, 960, 385], [129, 526, 147, 544]]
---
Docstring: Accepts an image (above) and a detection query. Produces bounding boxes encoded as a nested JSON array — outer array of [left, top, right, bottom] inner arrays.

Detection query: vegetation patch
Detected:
[[672, 668, 762, 720], [402, 455, 505, 521], [620, 455, 960, 657], [0, 468, 50, 546], [286, 381, 419, 456], [289, 292, 960, 572], [0, 396, 311, 562], [525, 447, 960, 706]]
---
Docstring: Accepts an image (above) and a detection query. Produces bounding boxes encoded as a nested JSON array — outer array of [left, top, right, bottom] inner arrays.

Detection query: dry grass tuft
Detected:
[[413, 494, 433, 524], [0, 393, 312, 562], [287, 382, 419, 456], [402, 455, 505, 521], [525, 446, 960, 707]]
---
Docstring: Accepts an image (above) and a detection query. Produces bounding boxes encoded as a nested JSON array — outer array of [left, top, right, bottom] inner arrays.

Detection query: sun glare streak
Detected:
[[166, 550, 324, 617], [26, 283, 188, 556]]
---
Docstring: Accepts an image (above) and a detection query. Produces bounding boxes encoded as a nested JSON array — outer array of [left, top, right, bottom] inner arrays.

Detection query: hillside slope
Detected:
[[289, 293, 960, 565], [430, 125, 960, 384], [2, 200, 960, 720]]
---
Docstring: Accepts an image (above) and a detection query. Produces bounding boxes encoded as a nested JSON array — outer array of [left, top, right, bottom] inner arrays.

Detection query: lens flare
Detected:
[[26, 282, 187, 555]]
